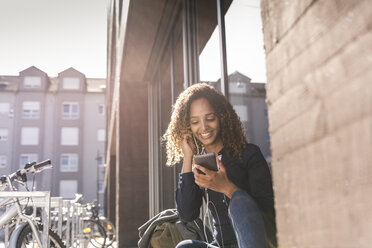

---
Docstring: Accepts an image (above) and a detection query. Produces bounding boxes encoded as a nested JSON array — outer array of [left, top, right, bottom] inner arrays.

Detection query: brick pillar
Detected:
[[261, 0, 372, 246]]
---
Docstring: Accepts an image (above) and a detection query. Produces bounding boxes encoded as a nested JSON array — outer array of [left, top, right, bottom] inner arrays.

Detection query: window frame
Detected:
[[0, 129, 8, 141], [19, 153, 38, 169], [61, 127, 79, 146], [59, 180, 78, 198], [0, 155, 7, 168], [23, 76, 41, 88], [0, 102, 10, 114], [98, 183, 104, 194], [22, 101, 41, 119], [60, 153, 79, 172], [21, 127, 39, 145], [62, 102, 79, 119], [62, 77, 80, 90], [98, 104, 105, 115], [97, 129, 105, 142], [97, 156, 104, 167]]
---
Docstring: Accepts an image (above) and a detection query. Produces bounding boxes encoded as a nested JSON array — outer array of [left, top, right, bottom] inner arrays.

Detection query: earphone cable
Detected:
[[204, 188, 225, 248]]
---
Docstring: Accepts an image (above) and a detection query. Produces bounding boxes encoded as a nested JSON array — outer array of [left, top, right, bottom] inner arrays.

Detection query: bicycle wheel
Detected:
[[99, 218, 116, 246], [16, 223, 66, 248], [82, 219, 106, 248]]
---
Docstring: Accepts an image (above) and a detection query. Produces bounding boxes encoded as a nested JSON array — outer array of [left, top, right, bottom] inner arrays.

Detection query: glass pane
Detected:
[[72, 104, 78, 113], [63, 78, 80, 90], [199, 1, 221, 88], [224, 0, 266, 82], [0, 156, 6, 167], [224, 0, 270, 160], [61, 156, 68, 165], [63, 104, 69, 113]]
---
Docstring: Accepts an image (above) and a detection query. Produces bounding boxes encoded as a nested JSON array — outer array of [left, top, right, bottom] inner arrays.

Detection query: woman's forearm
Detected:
[[181, 155, 193, 173]]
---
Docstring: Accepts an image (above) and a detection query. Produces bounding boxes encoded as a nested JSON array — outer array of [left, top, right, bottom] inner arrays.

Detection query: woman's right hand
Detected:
[[180, 131, 195, 159], [179, 131, 195, 173]]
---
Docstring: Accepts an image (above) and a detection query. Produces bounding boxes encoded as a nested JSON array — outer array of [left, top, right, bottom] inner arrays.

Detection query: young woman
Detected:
[[163, 83, 277, 248]]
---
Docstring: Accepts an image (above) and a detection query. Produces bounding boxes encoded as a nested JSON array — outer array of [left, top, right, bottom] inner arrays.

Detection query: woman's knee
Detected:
[[229, 189, 259, 213]]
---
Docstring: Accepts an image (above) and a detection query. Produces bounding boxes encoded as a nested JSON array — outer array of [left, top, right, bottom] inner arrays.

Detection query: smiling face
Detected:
[[189, 98, 223, 153]]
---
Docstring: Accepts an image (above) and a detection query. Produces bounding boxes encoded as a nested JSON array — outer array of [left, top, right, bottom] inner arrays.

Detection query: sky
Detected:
[[0, 0, 266, 82], [0, 0, 108, 78], [200, 0, 266, 82]]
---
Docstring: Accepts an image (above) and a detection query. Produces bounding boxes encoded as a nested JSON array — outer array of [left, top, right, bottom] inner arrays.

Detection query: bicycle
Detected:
[[0, 159, 65, 248], [84, 200, 116, 248], [59, 194, 107, 248], [61, 195, 116, 248]]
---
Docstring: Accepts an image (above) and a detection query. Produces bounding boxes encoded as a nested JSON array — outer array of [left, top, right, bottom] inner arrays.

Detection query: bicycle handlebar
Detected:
[[34, 159, 52, 170], [0, 159, 52, 189]]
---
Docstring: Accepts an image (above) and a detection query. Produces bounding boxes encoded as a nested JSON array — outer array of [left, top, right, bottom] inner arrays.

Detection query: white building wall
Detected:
[[40, 93, 56, 191]]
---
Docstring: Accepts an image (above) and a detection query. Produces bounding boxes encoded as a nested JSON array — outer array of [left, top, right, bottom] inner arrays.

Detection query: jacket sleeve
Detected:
[[175, 172, 203, 222], [245, 144, 277, 247]]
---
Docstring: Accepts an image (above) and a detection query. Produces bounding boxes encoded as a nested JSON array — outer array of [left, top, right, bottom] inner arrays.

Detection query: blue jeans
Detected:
[[228, 190, 268, 248], [176, 190, 267, 248]]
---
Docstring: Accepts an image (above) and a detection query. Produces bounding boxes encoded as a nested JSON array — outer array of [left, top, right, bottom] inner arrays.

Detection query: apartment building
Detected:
[[210, 71, 271, 160], [0, 66, 106, 206]]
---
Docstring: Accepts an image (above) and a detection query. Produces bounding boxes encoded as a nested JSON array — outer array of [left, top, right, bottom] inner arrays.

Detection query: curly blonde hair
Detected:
[[162, 83, 247, 166]]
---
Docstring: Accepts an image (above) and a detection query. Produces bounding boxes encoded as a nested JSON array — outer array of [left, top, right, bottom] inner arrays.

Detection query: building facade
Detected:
[[104, 0, 272, 247], [0, 66, 106, 206], [105, 0, 372, 247], [210, 71, 271, 160]]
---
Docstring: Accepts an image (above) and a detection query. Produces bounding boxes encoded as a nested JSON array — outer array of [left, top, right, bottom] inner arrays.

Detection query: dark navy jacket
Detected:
[[176, 143, 277, 247]]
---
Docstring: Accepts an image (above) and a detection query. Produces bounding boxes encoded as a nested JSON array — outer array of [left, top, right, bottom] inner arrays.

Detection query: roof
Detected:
[[49, 77, 106, 93], [0, 75, 19, 92], [210, 70, 266, 96], [0, 73, 106, 93]]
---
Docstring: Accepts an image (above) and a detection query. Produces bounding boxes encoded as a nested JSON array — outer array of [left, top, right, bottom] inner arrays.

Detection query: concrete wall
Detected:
[[54, 90, 85, 196], [261, 0, 372, 246], [41, 93, 55, 191]]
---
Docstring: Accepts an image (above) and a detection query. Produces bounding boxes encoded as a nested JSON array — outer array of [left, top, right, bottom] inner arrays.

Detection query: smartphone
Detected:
[[194, 153, 219, 172]]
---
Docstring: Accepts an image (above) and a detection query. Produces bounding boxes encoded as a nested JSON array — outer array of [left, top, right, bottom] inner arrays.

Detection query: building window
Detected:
[[20, 154, 38, 169], [59, 180, 78, 198], [60, 154, 78, 172], [23, 101, 40, 119], [24, 76, 41, 88], [97, 129, 105, 142], [229, 82, 248, 94], [61, 127, 79, 145], [0, 102, 10, 114], [233, 105, 249, 122], [97, 156, 104, 167], [0, 129, 8, 141], [63, 77, 80, 90], [62, 102, 79, 119], [98, 183, 104, 193], [0, 155, 7, 168], [98, 104, 105, 115], [21, 127, 39, 145]]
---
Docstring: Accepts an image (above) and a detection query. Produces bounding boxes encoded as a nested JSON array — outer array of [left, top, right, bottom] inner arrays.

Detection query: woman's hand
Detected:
[[193, 158, 239, 198], [179, 131, 195, 159], [179, 131, 196, 173]]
